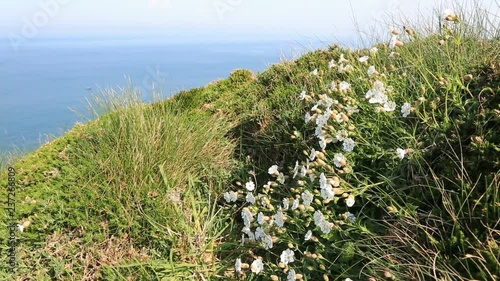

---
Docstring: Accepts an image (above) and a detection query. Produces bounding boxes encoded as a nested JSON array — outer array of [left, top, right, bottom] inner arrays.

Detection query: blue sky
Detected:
[[0, 0, 498, 42]]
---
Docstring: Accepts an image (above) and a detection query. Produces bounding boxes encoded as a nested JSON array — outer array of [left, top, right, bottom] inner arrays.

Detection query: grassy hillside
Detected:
[[1, 6, 499, 281]]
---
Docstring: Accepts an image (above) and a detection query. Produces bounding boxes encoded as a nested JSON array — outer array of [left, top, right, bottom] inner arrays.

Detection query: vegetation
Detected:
[[0, 4, 498, 280]]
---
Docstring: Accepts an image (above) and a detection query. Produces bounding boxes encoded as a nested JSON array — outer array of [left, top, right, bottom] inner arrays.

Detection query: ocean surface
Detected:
[[0, 36, 330, 154]]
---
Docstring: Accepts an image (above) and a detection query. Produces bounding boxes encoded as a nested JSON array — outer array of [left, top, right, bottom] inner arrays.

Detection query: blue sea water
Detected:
[[0, 37, 330, 154]]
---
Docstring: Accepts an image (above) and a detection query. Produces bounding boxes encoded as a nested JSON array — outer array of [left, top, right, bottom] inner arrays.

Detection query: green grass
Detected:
[[0, 90, 237, 280], [1, 3, 499, 280]]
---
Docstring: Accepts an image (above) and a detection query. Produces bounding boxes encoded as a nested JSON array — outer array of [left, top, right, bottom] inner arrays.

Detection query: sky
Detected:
[[0, 0, 498, 42]]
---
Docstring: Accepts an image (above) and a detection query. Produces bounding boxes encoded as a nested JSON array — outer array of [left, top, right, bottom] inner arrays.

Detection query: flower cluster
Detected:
[[224, 39, 425, 279]]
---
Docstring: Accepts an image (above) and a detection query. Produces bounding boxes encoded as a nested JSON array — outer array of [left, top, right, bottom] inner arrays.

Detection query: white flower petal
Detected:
[[358, 56, 369, 62], [235, 258, 242, 272], [287, 269, 297, 281], [268, 165, 279, 175], [245, 181, 255, 191], [346, 195, 355, 207], [389, 34, 397, 49], [280, 249, 295, 265], [304, 230, 312, 241], [396, 148, 406, 159], [251, 258, 264, 273]]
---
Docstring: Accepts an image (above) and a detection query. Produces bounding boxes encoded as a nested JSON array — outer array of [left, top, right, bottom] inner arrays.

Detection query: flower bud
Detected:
[[271, 275, 279, 281], [333, 188, 344, 195], [328, 177, 340, 187], [22, 221, 31, 228], [317, 152, 326, 160], [327, 165, 335, 173], [472, 135, 483, 144], [316, 158, 326, 166], [341, 113, 349, 122], [387, 206, 398, 213], [463, 74, 473, 82], [430, 100, 437, 109], [445, 14, 459, 21], [405, 26, 415, 36]]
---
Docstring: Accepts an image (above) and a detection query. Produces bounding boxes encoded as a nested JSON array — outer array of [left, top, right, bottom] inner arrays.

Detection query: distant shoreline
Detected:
[[0, 39, 337, 154]]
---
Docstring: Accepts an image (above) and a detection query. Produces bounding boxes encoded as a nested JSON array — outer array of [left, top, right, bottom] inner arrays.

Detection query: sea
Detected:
[[0, 36, 335, 155]]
